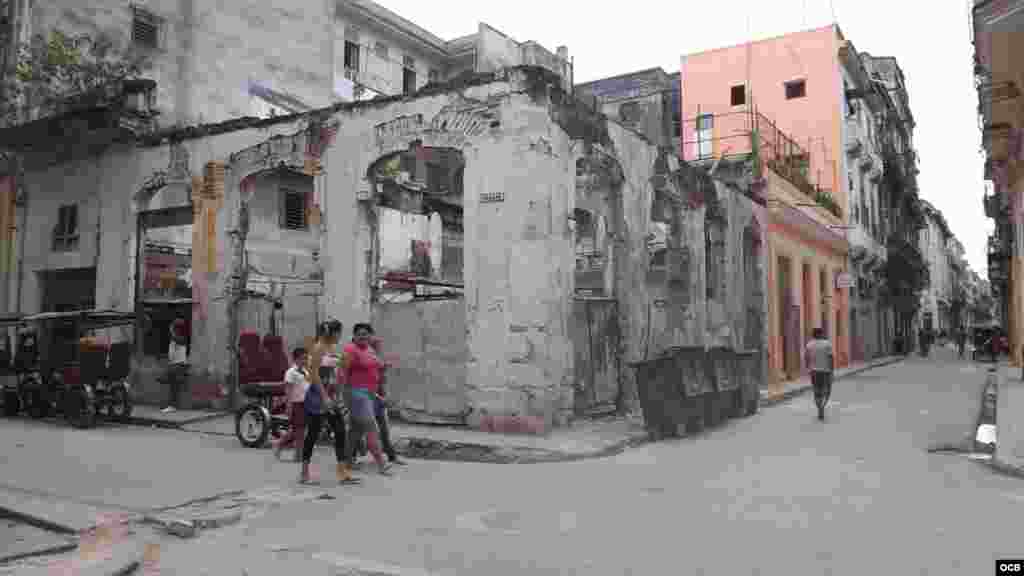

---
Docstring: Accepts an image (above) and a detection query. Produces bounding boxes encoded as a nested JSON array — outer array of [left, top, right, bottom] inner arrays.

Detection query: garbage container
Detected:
[[632, 356, 675, 440]]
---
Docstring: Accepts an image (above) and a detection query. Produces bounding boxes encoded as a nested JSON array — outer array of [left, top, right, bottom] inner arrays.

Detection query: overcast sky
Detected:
[[378, 0, 988, 276]]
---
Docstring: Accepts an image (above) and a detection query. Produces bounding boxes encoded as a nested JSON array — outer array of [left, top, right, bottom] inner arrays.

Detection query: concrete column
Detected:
[[997, 372, 1024, 469]]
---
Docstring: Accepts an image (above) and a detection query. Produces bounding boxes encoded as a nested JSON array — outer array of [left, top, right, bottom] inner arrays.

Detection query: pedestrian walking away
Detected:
[[342, 323, 394, 477], [301, 320, 360, 485], [273, 347, 309, 462], [805, 327, 834, 422]]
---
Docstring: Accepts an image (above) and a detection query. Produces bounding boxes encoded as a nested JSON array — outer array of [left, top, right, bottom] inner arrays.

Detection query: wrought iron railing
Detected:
[[680, 107, 839, 218]]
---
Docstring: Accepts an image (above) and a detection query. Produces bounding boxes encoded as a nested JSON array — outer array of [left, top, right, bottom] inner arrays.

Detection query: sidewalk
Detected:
[[132, 357, 905, 464], [760, 355, 906, 407], [128, 405, 229, 428], [178, 411, 651, 464]]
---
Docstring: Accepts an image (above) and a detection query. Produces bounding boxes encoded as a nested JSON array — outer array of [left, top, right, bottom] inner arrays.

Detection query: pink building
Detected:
[[680, 24, 847, 212], [680, 25, 854, 386]]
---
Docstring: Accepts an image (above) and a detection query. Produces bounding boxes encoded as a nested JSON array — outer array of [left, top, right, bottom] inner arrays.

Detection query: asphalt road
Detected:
[[2, 348, 1023, 575]]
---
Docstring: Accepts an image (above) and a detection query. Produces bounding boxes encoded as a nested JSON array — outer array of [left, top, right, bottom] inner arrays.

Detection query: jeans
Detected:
[[302, 410, 348, 464], [811, 371, 832, 406], [374, 397, 398, 461]]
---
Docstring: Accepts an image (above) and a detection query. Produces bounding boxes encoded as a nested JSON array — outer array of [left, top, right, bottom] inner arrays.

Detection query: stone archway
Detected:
[[365, 143, 469, 423], [571, 144, 626, 415]]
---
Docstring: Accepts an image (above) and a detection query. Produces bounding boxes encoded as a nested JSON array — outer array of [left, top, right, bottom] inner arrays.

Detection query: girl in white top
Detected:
[[274, 348, 310, 461]]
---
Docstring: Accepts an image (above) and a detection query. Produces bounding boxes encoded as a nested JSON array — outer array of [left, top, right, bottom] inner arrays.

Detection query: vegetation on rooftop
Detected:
[[2, 29, 149, 126]]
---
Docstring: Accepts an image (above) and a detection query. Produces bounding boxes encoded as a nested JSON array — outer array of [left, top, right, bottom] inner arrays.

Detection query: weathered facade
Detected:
[[973, 0, 1024, 365], [840, 40, 890, 362], [1, 65, 768, 433], [0, 0, 571, 127]]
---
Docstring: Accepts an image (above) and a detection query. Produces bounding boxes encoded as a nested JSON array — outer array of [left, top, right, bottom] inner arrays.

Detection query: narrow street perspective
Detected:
[[1, 350, 1021, 575], [0, 0, 1019, 574]]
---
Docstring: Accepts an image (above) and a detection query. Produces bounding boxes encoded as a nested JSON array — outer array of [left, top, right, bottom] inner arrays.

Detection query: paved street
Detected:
[[3, 349, 1023, 574]]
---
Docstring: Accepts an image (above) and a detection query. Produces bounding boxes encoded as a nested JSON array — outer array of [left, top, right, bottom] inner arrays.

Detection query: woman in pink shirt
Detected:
[[341, 323, 392, 476]]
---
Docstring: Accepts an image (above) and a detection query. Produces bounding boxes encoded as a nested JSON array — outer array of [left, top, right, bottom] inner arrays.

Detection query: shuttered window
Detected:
[[280, 189, 308, 230], [132, 6, 160, 49], [53, 204, 79, 252]]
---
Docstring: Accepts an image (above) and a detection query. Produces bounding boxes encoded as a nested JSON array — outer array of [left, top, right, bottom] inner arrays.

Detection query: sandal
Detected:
[[339, 477, 362, 486]]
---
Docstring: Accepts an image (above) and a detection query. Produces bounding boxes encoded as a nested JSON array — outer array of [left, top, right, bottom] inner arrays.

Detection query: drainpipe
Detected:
[[13, 154, 25, 316]]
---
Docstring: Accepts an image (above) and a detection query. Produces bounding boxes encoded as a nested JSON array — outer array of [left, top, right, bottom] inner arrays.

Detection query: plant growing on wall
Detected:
[[814, 189, 842, 219], [1, 28, 149, 125]]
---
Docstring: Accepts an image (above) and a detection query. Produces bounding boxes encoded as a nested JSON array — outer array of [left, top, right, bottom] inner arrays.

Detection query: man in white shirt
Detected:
[[804, 327, 834, 422], [274, 348, 310, 461], [162, 319, 189, 413]]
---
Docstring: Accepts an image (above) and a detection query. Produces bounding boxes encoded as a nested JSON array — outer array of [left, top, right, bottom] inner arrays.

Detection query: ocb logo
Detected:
[[998, 560, 1024, 574]]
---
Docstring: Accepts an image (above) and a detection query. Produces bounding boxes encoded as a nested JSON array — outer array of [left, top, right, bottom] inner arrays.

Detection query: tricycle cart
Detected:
[[19, 309, 136, 428]]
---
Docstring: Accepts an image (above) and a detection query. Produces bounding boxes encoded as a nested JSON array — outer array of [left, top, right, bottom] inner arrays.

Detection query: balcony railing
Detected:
[[681, 107, 839, 218]]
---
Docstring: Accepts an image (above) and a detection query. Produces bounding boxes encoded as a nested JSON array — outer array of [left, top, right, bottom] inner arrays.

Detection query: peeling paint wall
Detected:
[[604, 119, 768, 408], [14, 67, 766, 427], [17, 113, 317, 406], [320, 70, 578, 431]]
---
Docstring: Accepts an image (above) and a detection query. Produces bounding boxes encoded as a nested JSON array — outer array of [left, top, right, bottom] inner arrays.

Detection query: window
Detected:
[[705, 224, 719, 300], [131, 6, 161, 49], [403, 56, 417, 94], [694, 113, 713, 159], [785, 79, 806, 100], [730, 85, 746, 106], [53, 204, 79, 252], [280, 189, 308, 230], [374, 41, 388, 59], [344, 41, 360, 73]]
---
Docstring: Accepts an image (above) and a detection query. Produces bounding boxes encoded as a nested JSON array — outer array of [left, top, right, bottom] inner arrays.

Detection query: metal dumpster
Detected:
[[631, 347, 761, 440]]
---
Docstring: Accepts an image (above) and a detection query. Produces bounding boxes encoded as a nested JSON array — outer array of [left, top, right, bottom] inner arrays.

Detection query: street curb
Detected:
[[395, 432, 651, 464], [981, 456, 1024, 481], [760, 356, 906, 408], [0, 506, 80, 536], [0, 540, 78, 565], [126, 410, 230, 429]]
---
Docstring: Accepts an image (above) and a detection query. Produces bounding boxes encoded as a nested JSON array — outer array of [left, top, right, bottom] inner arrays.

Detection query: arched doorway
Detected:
[[571, 147, 626, 416], [366, 143, 468, 422]]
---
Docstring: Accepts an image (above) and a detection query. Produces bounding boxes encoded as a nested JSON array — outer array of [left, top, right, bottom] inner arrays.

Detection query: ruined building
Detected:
[[0, 62, 768, 432]]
